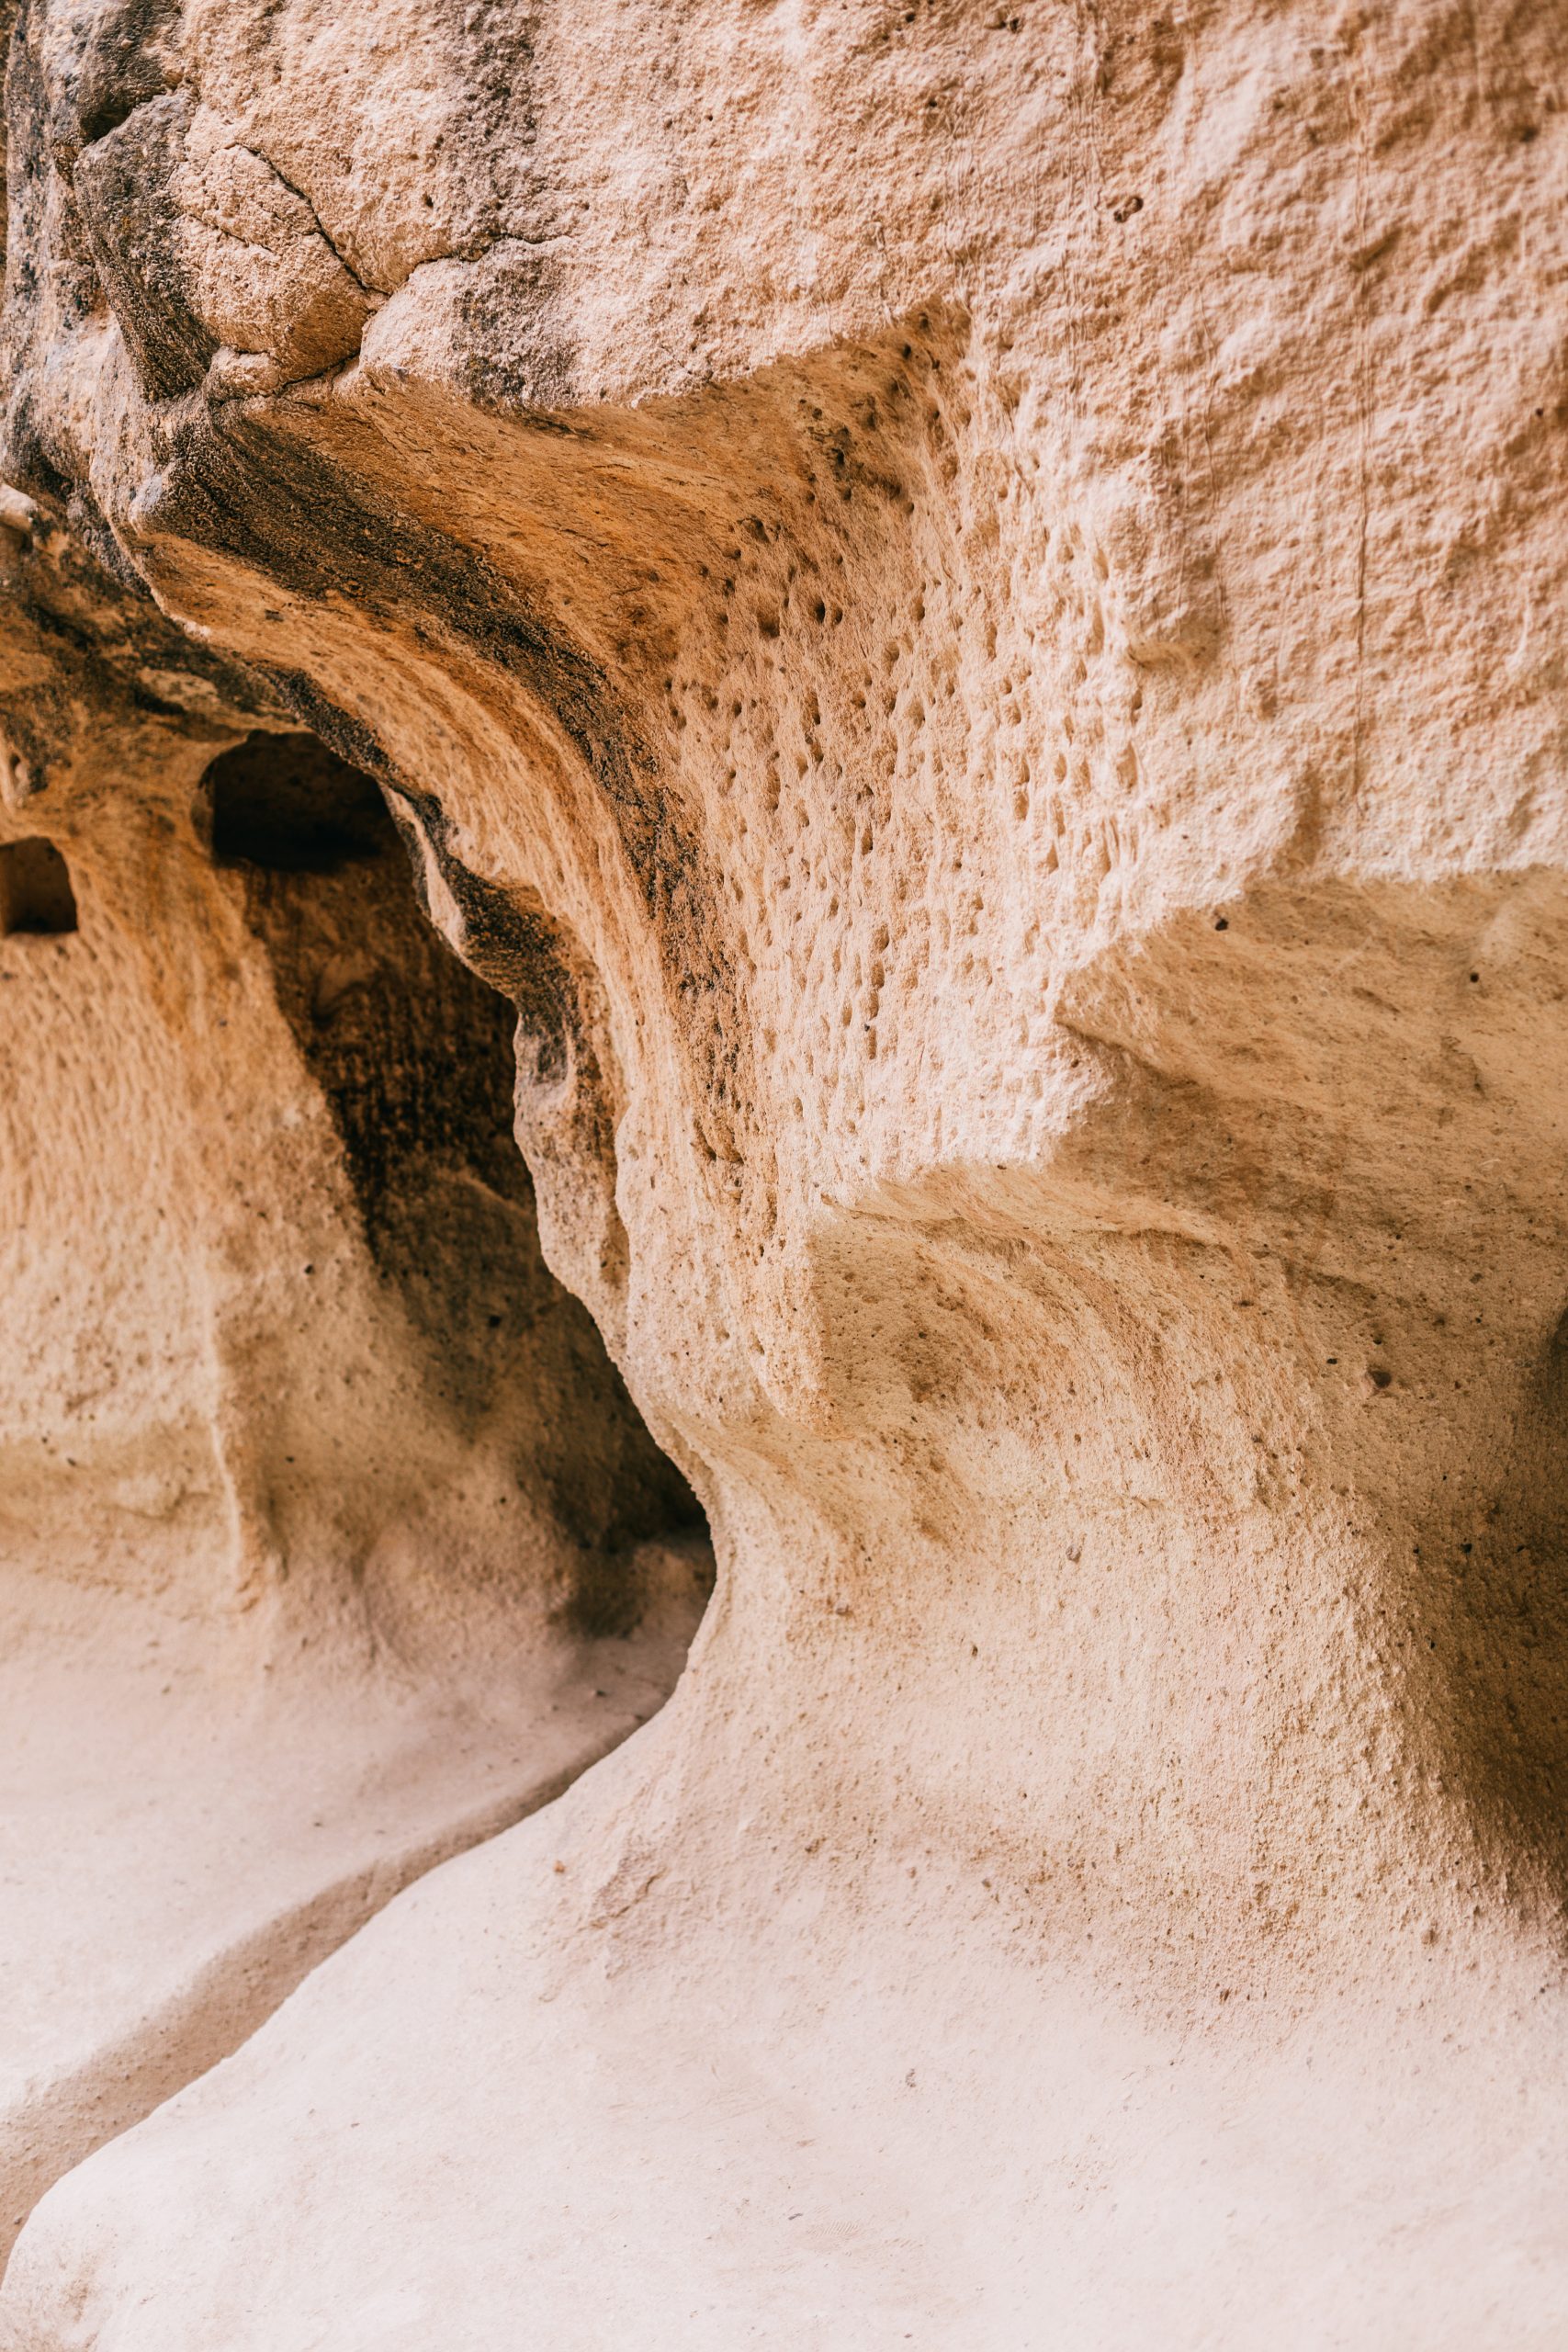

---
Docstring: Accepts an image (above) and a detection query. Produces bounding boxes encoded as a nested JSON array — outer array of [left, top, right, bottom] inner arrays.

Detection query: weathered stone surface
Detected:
[[2, 0, 1567, 2342], [0, 491, 707, 2256]]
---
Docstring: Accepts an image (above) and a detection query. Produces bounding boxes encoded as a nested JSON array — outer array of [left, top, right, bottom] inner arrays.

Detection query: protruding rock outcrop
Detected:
[[2, 0, 1566, 2342]]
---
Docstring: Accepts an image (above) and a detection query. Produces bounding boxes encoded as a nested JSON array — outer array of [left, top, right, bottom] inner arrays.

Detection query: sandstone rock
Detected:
[[0, 499, 707, 2255], [2, 0, 1568, 2343]]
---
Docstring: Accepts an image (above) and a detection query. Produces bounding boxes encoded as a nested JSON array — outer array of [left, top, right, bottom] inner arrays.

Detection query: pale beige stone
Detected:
[[0, 511, 706, 2257], [2, 0, 1567, 2343]]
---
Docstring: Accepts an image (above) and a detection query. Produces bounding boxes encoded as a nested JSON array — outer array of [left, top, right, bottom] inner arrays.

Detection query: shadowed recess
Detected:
[[0, 838, 76, 936], [200, 728, 707, 1624]]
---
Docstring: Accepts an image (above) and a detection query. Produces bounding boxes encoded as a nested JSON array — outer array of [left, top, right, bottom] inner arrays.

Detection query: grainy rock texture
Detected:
[[2, 0, 1567, 2343], [0, 458, 707, 2255]]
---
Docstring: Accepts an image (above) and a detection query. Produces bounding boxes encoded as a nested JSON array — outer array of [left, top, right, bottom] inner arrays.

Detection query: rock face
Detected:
[[0, 444, 707, 2254], [2, 0, 1567, 2343]]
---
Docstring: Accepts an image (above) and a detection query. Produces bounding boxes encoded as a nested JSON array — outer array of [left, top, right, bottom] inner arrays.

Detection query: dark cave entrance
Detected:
[[200, 729, 709, 1635], [0, 837, 78, 936]]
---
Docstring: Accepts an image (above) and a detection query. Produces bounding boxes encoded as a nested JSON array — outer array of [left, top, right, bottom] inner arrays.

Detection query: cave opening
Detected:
[[200, 729, 709, 1635], [209, 732, 392, 872], [0, 837, 78, 936]]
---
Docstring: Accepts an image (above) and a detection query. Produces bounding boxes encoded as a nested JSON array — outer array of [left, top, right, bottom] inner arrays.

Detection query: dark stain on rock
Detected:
[[198, 728, 703, 1597], [383, 778, 583, 1090], [261, 667, 400, 795], [146, 411, 760, 1211], [73, 87, 217, 399], [201, 729, 529, 1242], [73, 0, 179, 146], [143, 407, 695, 924], [452, 242, 580, 414], [0, 449, 287, 793]]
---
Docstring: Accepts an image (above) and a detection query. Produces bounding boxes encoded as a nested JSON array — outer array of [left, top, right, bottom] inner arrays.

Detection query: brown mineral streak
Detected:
[[0, 0, 1566, 2344]]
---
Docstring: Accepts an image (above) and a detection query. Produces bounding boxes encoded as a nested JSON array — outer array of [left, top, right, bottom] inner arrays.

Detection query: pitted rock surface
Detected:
[[1, 3, 1566, 2345]]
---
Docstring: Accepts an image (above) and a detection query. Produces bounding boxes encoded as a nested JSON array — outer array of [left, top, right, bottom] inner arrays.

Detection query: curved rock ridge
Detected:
[[0, 492, 709, 2254], [2, 0, 1567, 2343]]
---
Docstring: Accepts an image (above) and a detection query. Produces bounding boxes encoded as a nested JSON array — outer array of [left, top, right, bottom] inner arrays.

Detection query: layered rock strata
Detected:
[[2, 0, 1567, 2343]]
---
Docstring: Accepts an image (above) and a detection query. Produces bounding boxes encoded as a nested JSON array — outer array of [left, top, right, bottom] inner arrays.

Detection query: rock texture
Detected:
[[0, 479, 708, 2255], [2, 0, 1568, 2343]]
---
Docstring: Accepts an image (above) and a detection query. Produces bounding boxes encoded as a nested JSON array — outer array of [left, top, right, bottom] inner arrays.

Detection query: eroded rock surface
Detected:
[[0, 496, 708, 2254], [2, 0, 1567, 2343]]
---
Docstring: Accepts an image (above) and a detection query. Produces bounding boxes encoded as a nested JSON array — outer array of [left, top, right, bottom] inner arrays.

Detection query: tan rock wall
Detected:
[[0, 503, 705, 2255], [1, 1, 1566, 2342]]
